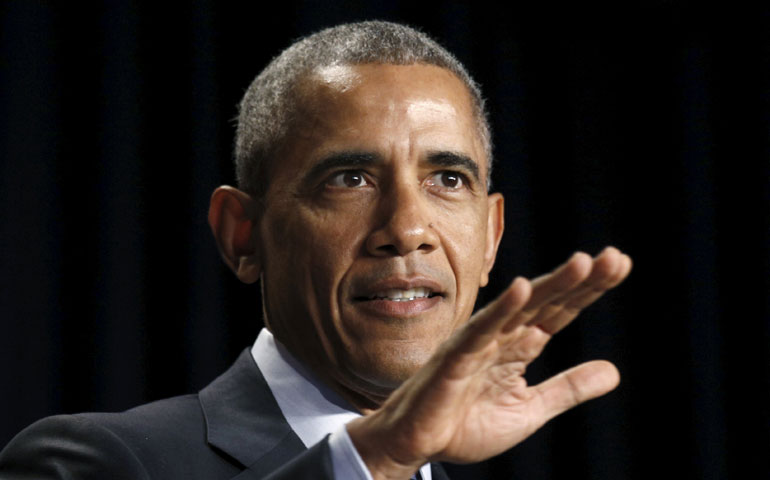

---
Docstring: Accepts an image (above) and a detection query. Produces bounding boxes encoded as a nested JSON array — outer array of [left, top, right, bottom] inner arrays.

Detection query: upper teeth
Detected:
[[369, 287, 433, 301]]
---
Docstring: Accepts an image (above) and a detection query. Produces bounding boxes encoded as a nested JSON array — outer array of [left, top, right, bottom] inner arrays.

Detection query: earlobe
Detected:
[[480, 192, 504, 287], [208, 186, 262, 284]]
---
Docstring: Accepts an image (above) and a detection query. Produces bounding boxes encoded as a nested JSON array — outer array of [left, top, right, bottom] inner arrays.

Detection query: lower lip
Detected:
[[355, 296, 442, 317]]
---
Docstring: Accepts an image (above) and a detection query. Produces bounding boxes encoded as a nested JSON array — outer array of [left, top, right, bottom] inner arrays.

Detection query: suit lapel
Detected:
[[200, 349, 454, 480], [199, 349, 305, 470]]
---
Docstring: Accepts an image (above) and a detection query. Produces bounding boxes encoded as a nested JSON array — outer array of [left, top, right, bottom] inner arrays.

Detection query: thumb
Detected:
[[532, 360, 620, 424]]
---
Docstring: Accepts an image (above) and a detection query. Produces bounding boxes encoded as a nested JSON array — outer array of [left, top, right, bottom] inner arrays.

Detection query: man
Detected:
[[0, 21, 631, 479]]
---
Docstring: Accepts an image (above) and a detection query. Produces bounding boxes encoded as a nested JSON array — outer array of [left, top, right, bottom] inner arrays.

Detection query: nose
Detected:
[[365, 182, 439, 257]]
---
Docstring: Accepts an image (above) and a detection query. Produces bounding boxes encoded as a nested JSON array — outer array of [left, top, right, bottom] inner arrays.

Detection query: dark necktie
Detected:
[[411, 470, 423, 480]]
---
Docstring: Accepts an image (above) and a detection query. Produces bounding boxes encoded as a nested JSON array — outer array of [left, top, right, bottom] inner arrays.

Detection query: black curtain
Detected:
[[1, 2, 768, 479]]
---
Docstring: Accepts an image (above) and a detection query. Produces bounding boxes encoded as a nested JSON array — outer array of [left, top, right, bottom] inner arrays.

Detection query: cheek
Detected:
[[269, 204, 369, 291], [307, 205, 368, 257], [435, 204, 489, 307], [437, 202, 489, 258]]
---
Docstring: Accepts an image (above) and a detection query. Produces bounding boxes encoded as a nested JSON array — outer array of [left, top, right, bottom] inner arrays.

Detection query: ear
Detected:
[[480, 192, 504, 287], [208, 186, 261, 284]]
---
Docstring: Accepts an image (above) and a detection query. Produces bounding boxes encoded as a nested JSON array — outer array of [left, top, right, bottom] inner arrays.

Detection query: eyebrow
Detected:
[[426, 151, 481, 184]]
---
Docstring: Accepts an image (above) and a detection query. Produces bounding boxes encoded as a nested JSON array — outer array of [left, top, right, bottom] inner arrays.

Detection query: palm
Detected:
[[440, 327, 553, 461]]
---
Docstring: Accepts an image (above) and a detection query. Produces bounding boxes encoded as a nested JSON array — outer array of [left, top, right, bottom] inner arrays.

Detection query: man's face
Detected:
[[257, 64, 503, 408]]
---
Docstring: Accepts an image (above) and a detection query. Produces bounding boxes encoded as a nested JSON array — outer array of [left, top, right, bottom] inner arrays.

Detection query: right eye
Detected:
[[326, 170, 370, 188]]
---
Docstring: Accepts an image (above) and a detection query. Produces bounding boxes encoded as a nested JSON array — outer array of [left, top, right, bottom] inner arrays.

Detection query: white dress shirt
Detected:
[[251, 328, 432, 480]]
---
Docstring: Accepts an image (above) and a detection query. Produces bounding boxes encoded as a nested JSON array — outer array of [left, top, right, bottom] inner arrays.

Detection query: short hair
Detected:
[[235, 20, 492, 199]]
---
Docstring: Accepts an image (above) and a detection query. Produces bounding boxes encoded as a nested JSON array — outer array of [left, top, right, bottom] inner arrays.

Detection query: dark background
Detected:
[[1, 2, 768, 479]]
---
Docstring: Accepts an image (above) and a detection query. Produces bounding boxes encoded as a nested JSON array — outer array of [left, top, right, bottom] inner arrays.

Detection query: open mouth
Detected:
[[356, 287, 440, 302]]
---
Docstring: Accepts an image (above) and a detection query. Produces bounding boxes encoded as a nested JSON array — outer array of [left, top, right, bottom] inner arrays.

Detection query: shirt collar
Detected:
[[251, 328, 361, 448]]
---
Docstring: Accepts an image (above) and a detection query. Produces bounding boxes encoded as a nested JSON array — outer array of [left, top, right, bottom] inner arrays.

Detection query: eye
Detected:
[[426, 171, 466, 190], [326, 170, 369, 188]]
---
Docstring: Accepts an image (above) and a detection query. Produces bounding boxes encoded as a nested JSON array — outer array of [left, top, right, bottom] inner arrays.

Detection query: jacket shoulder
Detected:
[[79, 393, 205, 451], [0, 395, 240, 479], [0, 413, 151, 479]]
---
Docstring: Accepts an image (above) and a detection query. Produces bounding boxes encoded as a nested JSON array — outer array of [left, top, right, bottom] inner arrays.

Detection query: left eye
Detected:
[[427, 171, 465, 189], [327, 171, 369, 188]]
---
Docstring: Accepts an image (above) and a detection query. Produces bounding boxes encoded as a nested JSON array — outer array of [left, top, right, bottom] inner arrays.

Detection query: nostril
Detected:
[[376, 244, 400, 255]]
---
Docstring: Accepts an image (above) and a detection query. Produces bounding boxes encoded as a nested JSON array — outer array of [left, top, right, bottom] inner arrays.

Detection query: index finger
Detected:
[[529, 249, 632, 334], [450, 251, 592, 354], [523, 252, 594, 315], [451, 276, 532, 355]]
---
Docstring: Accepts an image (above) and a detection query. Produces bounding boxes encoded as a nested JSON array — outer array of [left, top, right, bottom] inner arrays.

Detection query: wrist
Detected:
[[346, 415, 426, 480]]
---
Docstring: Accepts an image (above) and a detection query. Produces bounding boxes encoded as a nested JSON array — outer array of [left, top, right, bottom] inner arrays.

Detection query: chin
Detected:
[[346, 342, 435, 390]]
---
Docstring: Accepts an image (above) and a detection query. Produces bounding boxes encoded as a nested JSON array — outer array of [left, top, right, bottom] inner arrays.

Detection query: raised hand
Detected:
[[347, 247, 632, 479]]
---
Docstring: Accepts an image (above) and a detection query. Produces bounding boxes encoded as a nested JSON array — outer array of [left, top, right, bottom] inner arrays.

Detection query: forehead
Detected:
[[309, 63, 471, 102], [281, 63, 487, 172], [304, 63, 475, 124]]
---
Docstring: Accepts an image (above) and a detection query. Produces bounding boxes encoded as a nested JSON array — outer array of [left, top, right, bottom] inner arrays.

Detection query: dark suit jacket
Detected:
[[0, 350, 450, 479]]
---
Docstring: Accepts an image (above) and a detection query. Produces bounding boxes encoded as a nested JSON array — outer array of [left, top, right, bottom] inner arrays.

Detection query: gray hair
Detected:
[[235, 20, 492, 198]]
